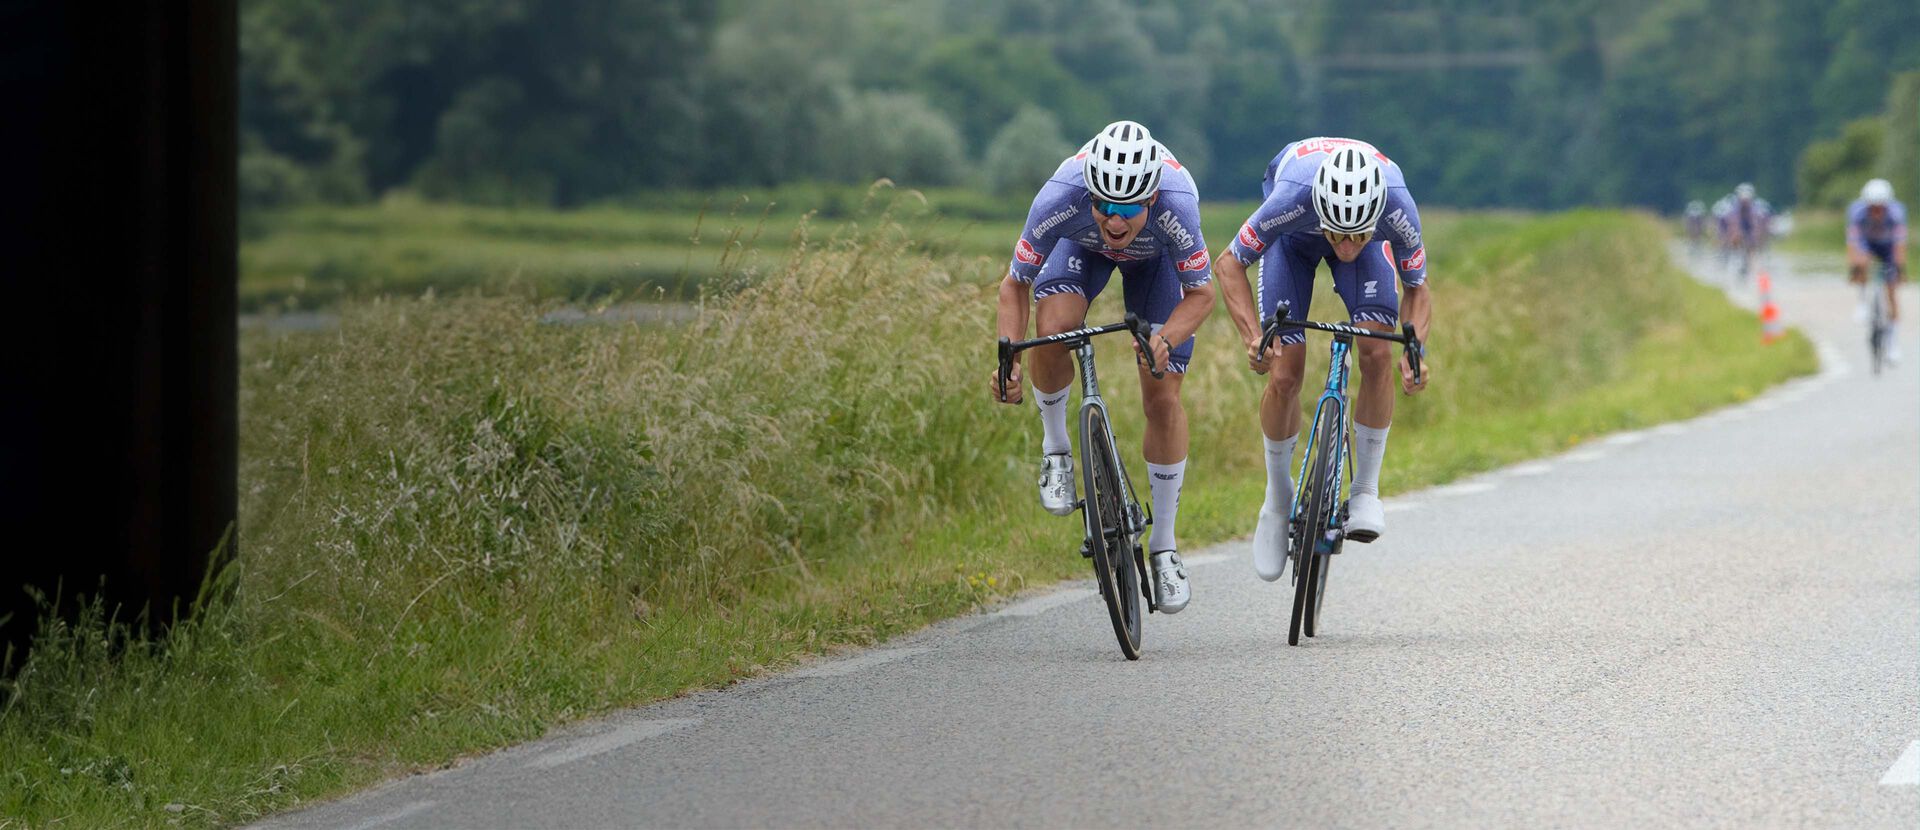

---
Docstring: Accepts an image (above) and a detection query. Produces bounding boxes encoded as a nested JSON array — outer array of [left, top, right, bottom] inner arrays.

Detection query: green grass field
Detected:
[[4, 201, 1816, 828]]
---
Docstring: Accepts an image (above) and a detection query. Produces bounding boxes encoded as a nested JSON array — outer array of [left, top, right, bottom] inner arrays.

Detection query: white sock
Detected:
[[1262, 433, 1298, 513], [1352, 423, 1390, 497], [1034, 384, 1071, 455], [1147, 458, 1186, 553]]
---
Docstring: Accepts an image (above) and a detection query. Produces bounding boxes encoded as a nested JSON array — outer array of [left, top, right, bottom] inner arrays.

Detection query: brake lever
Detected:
[[1124, 313, 1166, 380], [996, 336, 1014, 401], [1401, 322, 1424, 387]]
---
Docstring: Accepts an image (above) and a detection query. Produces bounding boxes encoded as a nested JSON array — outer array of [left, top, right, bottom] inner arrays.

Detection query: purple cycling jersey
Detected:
[[1224, 137, 1428, 287], [1848, 198, 1909, 249], [1005, 152, 1211, 289]]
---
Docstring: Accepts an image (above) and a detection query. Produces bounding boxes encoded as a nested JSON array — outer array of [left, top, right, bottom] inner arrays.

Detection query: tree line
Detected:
[[242, 0, 1920, 210]]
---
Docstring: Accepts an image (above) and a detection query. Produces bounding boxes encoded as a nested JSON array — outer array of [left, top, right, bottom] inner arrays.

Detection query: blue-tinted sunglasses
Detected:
[[1094, 200, 1146, 219]]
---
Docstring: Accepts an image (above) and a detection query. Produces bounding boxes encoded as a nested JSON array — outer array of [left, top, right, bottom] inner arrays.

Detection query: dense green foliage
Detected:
[[4, 206, 1813, 826], [1795, 70, 1920, 209], [242, 0, 1920, 209]]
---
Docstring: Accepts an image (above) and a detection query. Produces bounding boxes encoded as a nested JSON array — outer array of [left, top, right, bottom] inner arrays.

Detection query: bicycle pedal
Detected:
[[1345, 529, 1377, 544], [1078, 539, 1094, 559]]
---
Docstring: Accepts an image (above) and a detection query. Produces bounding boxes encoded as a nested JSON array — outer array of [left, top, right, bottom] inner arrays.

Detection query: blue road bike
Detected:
[[1257, 301, 1422, 646]]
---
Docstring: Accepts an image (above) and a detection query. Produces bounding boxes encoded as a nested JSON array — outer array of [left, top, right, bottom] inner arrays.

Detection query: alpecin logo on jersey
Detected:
[[1386, 208, 1421, 250], [1014, 238, 1044, 266], [1398, 247, 1425, 272], [1237, 222, 1266, 253], [1176, 250, 1210, 273], [1155, 211, 1195, 250], [1293, 137, 1392, 166]]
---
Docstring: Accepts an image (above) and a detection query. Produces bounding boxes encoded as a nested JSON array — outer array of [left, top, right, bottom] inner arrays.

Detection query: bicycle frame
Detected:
[[1292, 336, 1354, 552], [1071, 343, 1151, 546]]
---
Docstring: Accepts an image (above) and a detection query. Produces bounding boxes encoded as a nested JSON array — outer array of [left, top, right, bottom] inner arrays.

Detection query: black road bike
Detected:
[[998, 314, 1163, 659], [1868, 261, 1897, 376], [1257, 302, 1422, 646]]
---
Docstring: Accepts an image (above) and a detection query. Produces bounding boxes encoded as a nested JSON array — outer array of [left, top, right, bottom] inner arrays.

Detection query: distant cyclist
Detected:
[[988, 120, 1216, 613], [1732, 183, 1764, 278], [1713, 196, 1737, 269], [1684, 200, 1707, 253], [1212, 137, 1433, 581], [1848, 178, 1908, 358]]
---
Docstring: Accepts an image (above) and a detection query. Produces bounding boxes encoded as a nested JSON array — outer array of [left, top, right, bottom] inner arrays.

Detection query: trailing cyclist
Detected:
[[1848, 178, 1909, 360], [1212, 137, 1433, 581], [1684, 200, 1707, 254], [987, 120, 1216, 613], [1732, 183, 1765, 278]]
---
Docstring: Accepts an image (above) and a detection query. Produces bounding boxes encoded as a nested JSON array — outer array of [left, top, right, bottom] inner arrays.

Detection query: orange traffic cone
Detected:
[[1758, 271, 1783, 344]]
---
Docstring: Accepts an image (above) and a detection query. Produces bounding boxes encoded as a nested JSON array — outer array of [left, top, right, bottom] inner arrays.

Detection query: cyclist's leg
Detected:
[[1259, 234, 1320, 443], [1028, 243, 1111, 513], [1330, 239, 1402, 538], [1118, 255, 1192, 557], [1871, 242, 1900, 322]]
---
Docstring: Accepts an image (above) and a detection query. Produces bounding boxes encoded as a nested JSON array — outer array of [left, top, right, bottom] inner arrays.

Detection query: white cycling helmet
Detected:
[[1081, 121, 1164, 205], [1863, 178, 1895, 205], [1685, 200, 1705, 216], [1735, 182, 1755, 200], [1313, 144, 1387, 235]]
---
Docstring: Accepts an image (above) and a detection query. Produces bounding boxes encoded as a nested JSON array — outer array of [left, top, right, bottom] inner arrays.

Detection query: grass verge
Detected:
[[2, 207, 1814, 828]]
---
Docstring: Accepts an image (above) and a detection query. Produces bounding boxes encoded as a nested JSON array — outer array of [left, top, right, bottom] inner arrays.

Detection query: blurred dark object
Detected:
[[0, 2, 237, 661]]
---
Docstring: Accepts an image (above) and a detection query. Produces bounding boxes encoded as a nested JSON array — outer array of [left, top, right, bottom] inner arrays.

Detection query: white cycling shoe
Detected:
[[1252, 506, 1288, 582], [1150, 551, 1190, 614], [1038, 453, 1077, 516], [1344, 493, 1386, 543]]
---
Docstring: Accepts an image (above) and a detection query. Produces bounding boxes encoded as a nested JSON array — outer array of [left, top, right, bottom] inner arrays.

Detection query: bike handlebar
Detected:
[[997, 313, 1163, 401], [1256, 301, 1423, 387]]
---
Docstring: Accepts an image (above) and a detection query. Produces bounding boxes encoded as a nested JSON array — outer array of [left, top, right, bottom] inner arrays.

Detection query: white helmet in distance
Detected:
[[1863, 178, 1895, 205], [1735, 182, 1756, 200], [1313, 144, 1388, 235], [1082, 120, 1164, 205]]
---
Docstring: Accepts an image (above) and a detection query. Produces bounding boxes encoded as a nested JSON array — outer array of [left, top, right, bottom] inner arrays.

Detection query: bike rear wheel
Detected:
[[1290, 403, 1342, 645], [1870, 293, 1889, 377], [1082, 405, 1142, 659]]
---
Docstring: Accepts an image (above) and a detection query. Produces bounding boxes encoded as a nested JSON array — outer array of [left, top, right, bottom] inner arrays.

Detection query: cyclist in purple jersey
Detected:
[[989, 120, 1216, 613], [1212, 137, 1433, 581], [1848, 178, 1909, 352]]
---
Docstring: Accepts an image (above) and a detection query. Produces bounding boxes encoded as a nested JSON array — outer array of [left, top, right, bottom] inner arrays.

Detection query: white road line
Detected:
[[1505, 462, 1554, 477], [1563, 448, 1607, 463], [790, 647, 931, 679], [1651, 423, 1687, 437], [1748, 399, 1781, 412], [1430, 481, 1497, 497], [1182, 552, 1231, 567], [1881, 740, 1920, 786], [526, 718, 701, 770], [340, 800, 436, 830], [1384, 500, 1424, 513], [994, 588, 1095, 617], [1603, 431, 1646, 446]]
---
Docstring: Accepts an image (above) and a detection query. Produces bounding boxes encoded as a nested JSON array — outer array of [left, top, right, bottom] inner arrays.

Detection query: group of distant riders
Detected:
[[1683, 178, 1908, 361]]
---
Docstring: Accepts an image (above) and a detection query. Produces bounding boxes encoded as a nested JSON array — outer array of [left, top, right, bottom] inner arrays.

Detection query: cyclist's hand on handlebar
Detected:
[[1400, 350, 1430, 395], [1135, 333, 1171, 376], [1245, 335, 1281, 375], [989, 361, 1024, 404]]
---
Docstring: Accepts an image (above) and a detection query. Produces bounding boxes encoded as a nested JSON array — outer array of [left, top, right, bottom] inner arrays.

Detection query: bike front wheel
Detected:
[[1291, 402, 1343, 645], [1082, 405, 1142, 659]]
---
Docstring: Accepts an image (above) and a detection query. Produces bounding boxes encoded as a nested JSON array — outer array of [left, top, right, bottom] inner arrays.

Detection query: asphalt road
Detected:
[[258, 248, 1919, 829]]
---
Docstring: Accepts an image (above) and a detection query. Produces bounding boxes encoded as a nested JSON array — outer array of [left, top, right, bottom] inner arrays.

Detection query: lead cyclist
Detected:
[[1211, 137, 1434, 581], [986, 120, 1217, 613]]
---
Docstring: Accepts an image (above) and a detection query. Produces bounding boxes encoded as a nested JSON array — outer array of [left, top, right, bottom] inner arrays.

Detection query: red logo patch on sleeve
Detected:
[[1014, 238, 1045, 266], [1236, 223, 1266, 253], [1398, 247, 1425, 272], [1176, 250, 1210, 272]]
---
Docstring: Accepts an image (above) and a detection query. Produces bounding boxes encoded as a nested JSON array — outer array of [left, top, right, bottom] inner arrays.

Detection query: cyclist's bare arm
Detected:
[[1399, 282, 1433, 394], [991, 277, 1031, 403], [1149, 281, 1215, 372], [1212, 251, 1275, 371]]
